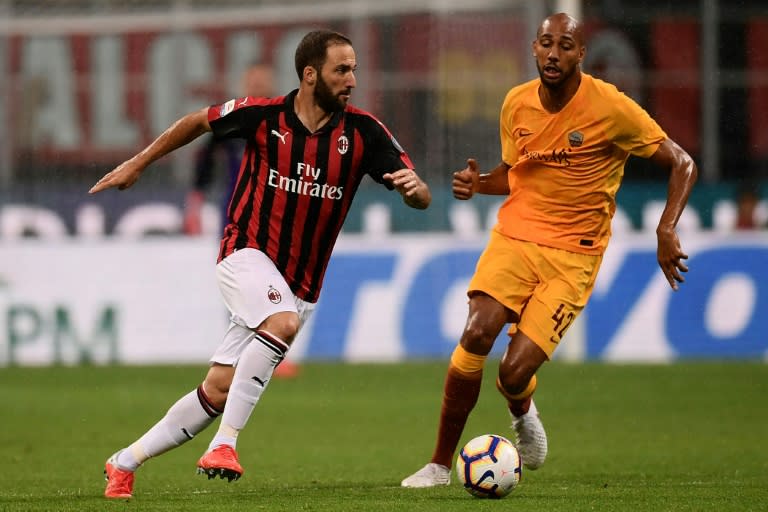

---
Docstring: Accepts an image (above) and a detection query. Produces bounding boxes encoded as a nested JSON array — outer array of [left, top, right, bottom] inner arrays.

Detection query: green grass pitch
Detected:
[[2, 361, 767, 511]]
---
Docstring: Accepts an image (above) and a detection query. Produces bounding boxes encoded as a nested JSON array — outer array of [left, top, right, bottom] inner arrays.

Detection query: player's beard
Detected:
[[314, 74, 349, 113], [536, 61, 576, 91]]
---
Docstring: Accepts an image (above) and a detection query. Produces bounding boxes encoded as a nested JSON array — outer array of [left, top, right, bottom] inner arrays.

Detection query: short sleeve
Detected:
[[362, 116, 414, 187], [500, 89, 519, 166], [608, 91, 667, 158], [207, 97, 261, 140]]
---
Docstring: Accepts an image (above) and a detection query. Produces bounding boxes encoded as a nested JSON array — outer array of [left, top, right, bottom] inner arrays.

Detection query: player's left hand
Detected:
[[383, 168, 430, 209], [383, 168, 423, 196], [656, 228, 689, 290]]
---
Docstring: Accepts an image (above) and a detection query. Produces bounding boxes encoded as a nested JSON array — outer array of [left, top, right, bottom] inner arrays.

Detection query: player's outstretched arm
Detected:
[[89, 108, 212, 194], [649, 138, 698, 290], [453, 159, 511, 200], [383, 168, 431, 209]]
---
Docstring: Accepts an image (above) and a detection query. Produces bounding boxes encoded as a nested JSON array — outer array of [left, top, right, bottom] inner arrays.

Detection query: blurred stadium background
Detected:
[[1, 0, 766, 365]]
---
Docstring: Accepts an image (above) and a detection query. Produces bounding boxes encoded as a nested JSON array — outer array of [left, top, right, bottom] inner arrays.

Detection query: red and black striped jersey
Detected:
[[207, 89, 414, 303]]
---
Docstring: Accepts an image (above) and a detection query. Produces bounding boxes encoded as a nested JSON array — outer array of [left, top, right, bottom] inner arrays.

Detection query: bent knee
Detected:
[[203, 366, 234, 409], [460, 323, 500, 354], [497, 332, 547, 394], [258, 312, 300, 344], [497, 364, 536, 396], [202, 386, 228, 411]]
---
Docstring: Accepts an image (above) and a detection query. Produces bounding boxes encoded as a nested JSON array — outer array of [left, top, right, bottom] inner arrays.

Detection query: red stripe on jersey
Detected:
[[283, 132, 319, 283], [234, 153, 254, 230], [263, 110, 295, 265], [325, 121, 356, 244], [221, 153, 251, 258], [246, 122, 270, 247], [334, 128, 365, 233], [304, 120, 364, 298]]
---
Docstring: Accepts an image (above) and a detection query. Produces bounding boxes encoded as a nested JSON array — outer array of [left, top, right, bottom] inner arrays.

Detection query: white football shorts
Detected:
[[210, 248, 315, 365]]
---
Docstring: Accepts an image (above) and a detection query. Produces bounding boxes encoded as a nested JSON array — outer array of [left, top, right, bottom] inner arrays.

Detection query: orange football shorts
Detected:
[[468, 229, 602, 358]]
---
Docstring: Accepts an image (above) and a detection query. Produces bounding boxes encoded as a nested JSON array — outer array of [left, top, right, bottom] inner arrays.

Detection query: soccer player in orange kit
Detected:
[[402, 12, 697, 487]]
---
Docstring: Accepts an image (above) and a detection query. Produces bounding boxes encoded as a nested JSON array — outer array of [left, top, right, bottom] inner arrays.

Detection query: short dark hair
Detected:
[[294, 29, 353, 80]]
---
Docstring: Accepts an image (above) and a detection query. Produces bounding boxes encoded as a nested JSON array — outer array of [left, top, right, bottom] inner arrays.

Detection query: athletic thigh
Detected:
[[468, 230, 540, 322], [460, 293, 511, 355], [469, 231, 601, 359], [516, 244, 601, 359]]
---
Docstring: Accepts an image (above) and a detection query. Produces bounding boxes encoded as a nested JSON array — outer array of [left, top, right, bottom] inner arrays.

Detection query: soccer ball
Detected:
[[456, 434, 522, 498]]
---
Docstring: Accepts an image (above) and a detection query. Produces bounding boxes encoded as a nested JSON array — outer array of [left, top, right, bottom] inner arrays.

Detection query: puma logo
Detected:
[[271, 130, 289, 144]]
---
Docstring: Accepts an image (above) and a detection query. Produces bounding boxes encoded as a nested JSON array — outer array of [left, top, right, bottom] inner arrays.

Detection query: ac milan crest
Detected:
[[267, 286, 282, 304], [337, 134, 349, 155]]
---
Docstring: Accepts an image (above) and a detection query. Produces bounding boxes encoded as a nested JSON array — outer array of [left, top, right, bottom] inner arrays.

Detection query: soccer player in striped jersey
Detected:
[[91, 29, 431, 499], [182, 62, 300, 379], [402, 12, 697, 488]]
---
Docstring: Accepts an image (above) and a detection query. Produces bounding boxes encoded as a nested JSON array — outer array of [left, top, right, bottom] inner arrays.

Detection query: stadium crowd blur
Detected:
[[2, 0, 767, 237]]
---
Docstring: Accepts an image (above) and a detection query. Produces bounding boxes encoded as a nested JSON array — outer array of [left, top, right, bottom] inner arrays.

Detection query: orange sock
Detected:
[[430, 368, 482, 467], [430, 345, 487, 468], [496, 375, 537, 417]]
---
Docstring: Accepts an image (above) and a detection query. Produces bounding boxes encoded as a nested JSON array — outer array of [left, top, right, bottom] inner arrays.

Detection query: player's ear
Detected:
[[304, 66, 316, 85]]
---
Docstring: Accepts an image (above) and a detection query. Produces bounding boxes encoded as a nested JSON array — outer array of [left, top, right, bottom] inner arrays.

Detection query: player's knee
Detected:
[[203, 367, 234, 409], [282, 315, 300, 340], [497, 363, 534, 396], [460, 323, 498, 354], [258, 312, 300, 344], [202, 382, 228, 410], [497, 332, 547, 395]]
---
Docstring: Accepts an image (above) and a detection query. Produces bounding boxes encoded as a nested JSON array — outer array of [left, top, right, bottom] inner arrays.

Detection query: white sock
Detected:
[[116, 385, 222, 471], [208, 330, 287, 451]]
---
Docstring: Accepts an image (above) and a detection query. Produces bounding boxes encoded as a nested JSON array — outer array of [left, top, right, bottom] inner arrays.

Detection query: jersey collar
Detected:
[[285, 89, 344, 135]]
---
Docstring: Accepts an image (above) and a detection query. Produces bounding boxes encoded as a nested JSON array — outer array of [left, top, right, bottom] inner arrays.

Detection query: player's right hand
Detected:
[[89, 160, 143, 194], [656, 228, 689, 291], [452, 158, 480, 200]]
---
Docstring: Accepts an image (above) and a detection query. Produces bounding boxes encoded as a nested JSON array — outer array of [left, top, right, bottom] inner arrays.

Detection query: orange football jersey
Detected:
[[497, 73, 666, 255]]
